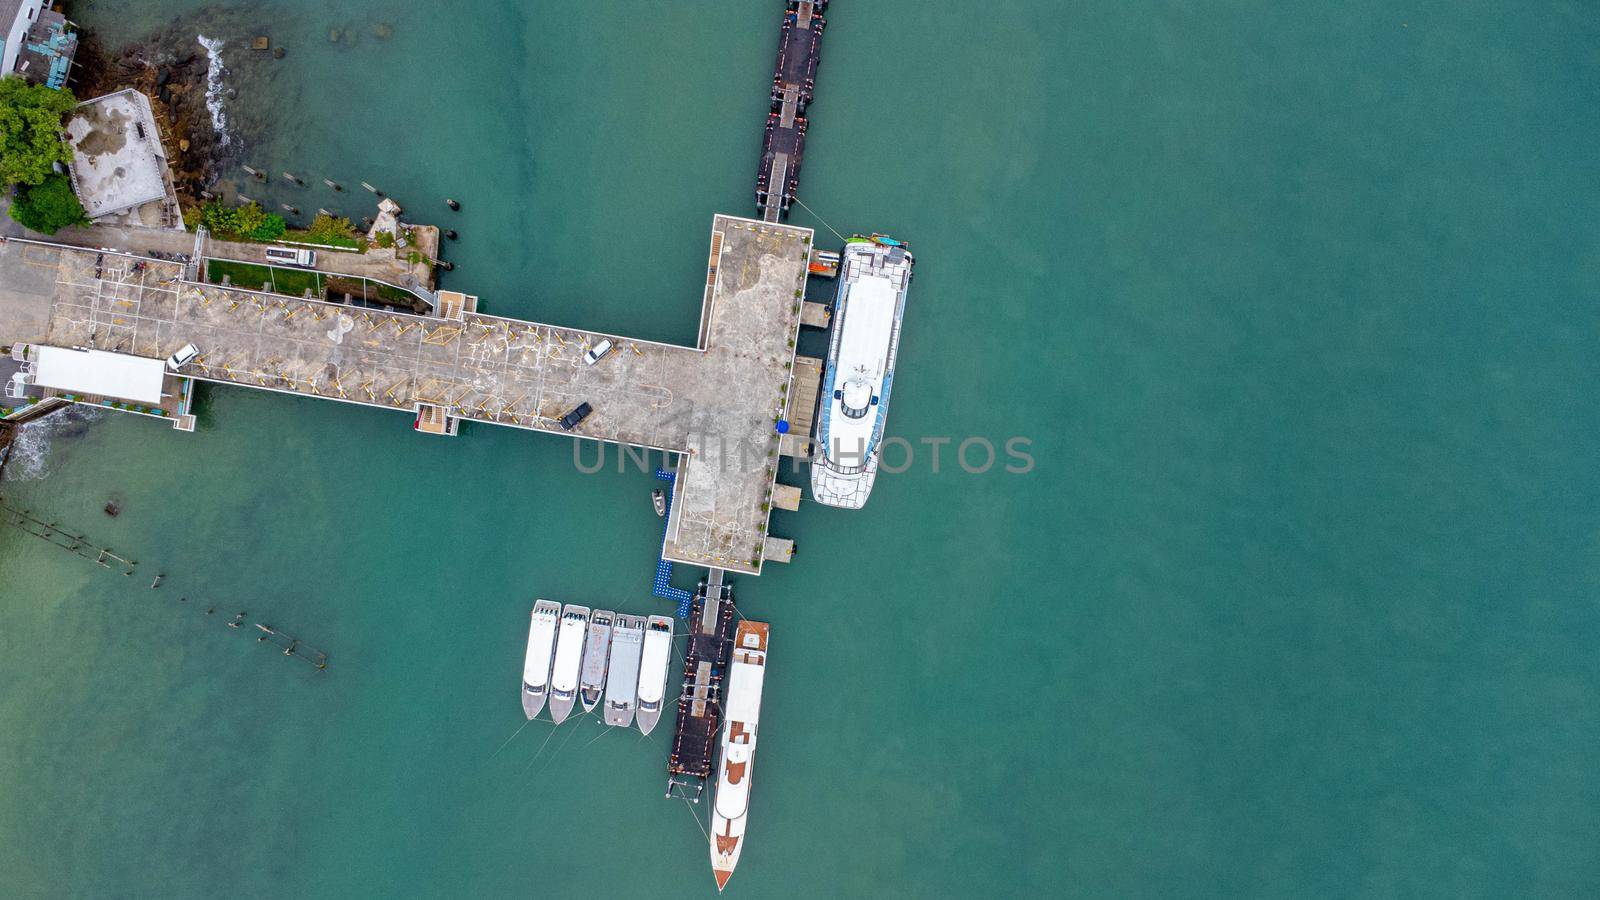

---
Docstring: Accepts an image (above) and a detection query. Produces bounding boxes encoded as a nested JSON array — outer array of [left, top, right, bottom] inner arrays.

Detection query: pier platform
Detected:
[[756, 1, 828, 219], [667, 577, 735, 801], [0, 213, 811, 575]]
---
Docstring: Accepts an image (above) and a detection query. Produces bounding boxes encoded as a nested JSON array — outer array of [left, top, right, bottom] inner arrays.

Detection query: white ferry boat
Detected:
[[709, 620, 770, 891], [603, 615, 646, 727], [520, 600, 561, 719], [635, 615, 675, 736], [579, 609, 615, 713], [548, 604, 590, 724], [812, 234, 914, 509]]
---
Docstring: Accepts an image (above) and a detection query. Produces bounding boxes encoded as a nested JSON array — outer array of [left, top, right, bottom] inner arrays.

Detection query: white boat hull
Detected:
[[710, 621, 769, 892], [636, 615, 674, 736], [548, 604, 590, 725], [604, 615, 646, 728], [521, 600, 561, 720], [811, 237, 913, 510], [579, 610, 615, 713]]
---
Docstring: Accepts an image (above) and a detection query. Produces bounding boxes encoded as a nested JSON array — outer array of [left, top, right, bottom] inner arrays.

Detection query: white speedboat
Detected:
[[812, 235, 913, 509], [548, 604, 590, 725], [520, 600, 560, 719], [603, 615, 646, 727], [635, 615, 675, 736], [579, 609, 615, 713], [710, 620, 770, 891]]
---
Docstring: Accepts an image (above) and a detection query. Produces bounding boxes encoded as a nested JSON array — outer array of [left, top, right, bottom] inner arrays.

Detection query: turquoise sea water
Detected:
[[1, 1, 1597, 896]]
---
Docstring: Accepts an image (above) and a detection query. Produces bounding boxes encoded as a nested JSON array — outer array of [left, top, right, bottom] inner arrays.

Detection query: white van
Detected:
[[583, 338, 614, 366], [264, 246, 316, 268], [166, 343, 199, 370]]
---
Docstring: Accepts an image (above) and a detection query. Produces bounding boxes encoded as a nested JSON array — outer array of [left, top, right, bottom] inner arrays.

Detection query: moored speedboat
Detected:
[[812, 235, 914, 509], [603, 615, 646, 727], [710, 620, 770, 891], [548, 604, 590, 725], [635, 615, 674, 736], [521, 600, 560, 719], [579, 609, 615, 713]]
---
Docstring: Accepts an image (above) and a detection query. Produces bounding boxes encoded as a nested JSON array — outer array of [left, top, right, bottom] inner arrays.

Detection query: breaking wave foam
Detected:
[[198, 35, 232, 147], [1, 406, 106, 482]]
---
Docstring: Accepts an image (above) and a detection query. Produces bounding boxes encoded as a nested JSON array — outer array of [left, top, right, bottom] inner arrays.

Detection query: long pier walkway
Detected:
[[0, 213, 815, 575], [756, 1, 828, 221]]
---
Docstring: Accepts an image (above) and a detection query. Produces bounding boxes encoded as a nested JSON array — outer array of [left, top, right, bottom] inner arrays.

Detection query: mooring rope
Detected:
[[680, 796, 711, 842], [488, 716, 536, 761], [520, 721, 563, 776], [792, 195, 849, 245]]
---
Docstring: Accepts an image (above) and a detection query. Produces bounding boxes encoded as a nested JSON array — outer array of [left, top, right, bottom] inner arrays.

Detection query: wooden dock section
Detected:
[[786, 354, 824, 438]]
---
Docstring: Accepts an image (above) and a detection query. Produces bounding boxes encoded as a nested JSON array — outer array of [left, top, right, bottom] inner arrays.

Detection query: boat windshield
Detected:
[[840, 379, 872, 419]]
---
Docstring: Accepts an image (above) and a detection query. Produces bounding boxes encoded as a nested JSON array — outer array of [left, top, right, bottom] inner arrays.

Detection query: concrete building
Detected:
[[64, 90, 183, 228], [0, 1, 72, 87], [12, 5, 74, 87], [12, 344, 168, 405], [0, 0, 43, 78]]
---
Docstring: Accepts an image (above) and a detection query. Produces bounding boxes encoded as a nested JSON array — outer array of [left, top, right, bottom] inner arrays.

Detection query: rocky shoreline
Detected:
[[67, 4, 284, 204]]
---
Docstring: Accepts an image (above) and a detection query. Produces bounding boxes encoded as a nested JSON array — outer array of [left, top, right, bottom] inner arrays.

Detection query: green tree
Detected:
[[0, 79, 76, 186], [8, 173, 87, 234], [232, 201, 267, 236], [198, 200, 285, 241], [199, 201, 239, 235], [250, 212, 286, 242], [306, 213, 355, 242]]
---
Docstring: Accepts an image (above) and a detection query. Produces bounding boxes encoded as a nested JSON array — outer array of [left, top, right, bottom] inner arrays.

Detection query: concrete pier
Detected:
[[0, 213, 812, 575]]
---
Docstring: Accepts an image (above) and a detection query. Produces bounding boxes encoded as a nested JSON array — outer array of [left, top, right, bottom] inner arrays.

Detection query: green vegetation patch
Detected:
[[290, 213, 363, 249], [9, 173, 87, 234], [0, 80, 76, 186], [206, 259, 325, 298], [188, 201, 287, 242]]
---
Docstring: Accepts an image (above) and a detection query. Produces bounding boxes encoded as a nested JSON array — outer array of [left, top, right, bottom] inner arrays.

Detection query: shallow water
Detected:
[[1, 1, 1596, 896]]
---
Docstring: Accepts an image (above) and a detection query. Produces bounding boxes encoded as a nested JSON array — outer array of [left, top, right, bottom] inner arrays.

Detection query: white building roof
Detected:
[[65, 90, 172, 218], [31, 346, 166, 404]]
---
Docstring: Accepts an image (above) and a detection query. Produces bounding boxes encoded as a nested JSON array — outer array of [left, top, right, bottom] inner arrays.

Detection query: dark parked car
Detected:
[[559, 402, 593, 431]]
